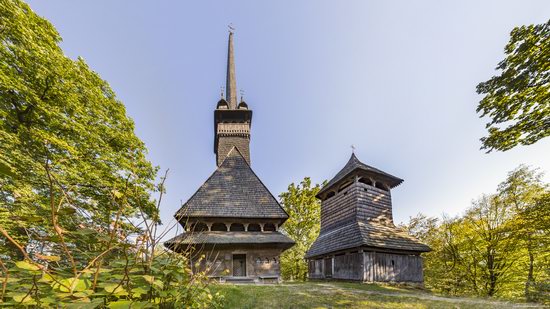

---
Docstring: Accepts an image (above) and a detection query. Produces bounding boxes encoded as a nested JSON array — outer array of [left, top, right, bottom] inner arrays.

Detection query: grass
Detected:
[[211, 281, 543, 309]]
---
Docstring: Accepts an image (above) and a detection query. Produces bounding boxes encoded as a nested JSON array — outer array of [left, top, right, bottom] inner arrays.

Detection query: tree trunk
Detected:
[[524, 248, 535, 301]]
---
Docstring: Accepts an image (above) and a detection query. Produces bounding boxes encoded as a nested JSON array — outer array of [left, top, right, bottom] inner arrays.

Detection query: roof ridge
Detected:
[[175, 146, 289, 220]]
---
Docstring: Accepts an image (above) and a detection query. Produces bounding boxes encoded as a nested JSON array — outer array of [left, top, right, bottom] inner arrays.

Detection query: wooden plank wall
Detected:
[[308, 259, 325, 279], [320, 186, 358, 233], [309, 252, 424, 282], [333, 253, 363, 280], [365, 252, 423, 282], [356, 183, 394, 224]]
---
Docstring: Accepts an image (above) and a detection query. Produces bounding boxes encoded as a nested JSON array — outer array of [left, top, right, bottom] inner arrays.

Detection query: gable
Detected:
[[176, 147, 288, 220]]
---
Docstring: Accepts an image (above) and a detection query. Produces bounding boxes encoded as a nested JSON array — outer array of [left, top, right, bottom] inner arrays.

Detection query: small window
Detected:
[[326, 191, 336, 199], [264, 223, 276, 231], [358, 178, 374, 186], [391, 260, 395, 266], [375, 182, 388, 191], [211, 223, 227, 231], [338, 181, 352, 192], [248, 223, 261, 232], [229, 223, 245, 231], [192, 222, 208, 232]]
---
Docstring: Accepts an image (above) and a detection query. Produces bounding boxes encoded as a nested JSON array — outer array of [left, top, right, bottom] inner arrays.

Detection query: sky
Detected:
[[26, 0, 550, 237]]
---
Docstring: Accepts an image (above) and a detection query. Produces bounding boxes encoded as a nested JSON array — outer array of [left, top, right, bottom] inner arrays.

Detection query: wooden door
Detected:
[[324, 257, 332, 278], [232, 254, 246, 277]]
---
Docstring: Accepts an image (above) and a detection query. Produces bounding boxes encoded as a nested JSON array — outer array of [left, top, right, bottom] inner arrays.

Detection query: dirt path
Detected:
[[305, 283, 544, 308]]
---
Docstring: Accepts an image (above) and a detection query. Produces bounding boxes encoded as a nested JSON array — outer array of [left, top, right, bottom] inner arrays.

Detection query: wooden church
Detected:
[[306, 154, 430, 282], [164, 31, 294, 283]]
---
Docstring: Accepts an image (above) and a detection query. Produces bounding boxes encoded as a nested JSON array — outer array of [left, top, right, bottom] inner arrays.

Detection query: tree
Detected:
[[279, 177, 324, 281], [0, 0, 157, 259], [465, 195, 518, 297], [497, 166, 549, 301], [476, 19, 549, 152], [404, 165, 549, 303]]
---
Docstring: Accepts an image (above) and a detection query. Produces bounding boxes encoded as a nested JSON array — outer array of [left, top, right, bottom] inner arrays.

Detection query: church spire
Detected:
[[226, 29, 237, 109]]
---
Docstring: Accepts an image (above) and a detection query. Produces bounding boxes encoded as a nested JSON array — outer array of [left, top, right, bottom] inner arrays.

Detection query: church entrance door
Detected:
[[232, 254, 246, 277]]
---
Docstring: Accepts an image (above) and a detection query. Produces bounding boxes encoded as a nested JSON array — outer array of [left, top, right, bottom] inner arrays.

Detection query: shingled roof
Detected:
[[317, 154, 403, 197], [164, 231, 295, 250], [305, 221, 431, 258], [175, 147, 289, 220]]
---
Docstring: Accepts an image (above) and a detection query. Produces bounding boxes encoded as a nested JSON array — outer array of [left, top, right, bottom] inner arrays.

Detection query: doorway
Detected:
[[232, 254, 246, 277]]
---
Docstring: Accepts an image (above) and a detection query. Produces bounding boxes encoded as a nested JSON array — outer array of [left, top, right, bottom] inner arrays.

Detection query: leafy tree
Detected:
[[497, 166, 549, 301], [404, 165, 549, 303], [0, 0, 158, 259], [279, 177, 324, 281], [0, 171, 223, 307], [465, 195, 518, 297], [476, 19, 549, 152]]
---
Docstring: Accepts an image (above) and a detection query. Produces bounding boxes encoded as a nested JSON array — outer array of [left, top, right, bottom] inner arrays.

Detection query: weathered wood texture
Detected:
[[320, 185, 357, 233], [356, 183, 393, 224], [333, 252, 363, 280], [307, 154, 428, 283], [324, 257, 333, 278], [308, 259, 324, 279], [216, 135, 251, 166], [366, 252, 423, 282], [320, 182, 394, 235], [308, 251, 424, 283], [192, 248, 282, 281]]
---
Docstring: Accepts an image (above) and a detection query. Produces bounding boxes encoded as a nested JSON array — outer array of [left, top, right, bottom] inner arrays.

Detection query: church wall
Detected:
[[369, 252, 423, 282], [192, 247, 282, 281], [356, 183, 394, 224], [307, 250, 424, 283], [216, 136, 250, 166], [333, 252, 363, 280], [320, 185, 358, 233], [308, 259, 324, 279]]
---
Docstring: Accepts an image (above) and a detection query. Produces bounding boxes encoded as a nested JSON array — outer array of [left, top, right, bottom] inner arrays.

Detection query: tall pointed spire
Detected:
[[226, 29, 237, 109]]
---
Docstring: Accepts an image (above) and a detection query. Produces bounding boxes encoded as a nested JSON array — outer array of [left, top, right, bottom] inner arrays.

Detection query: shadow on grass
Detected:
[[210, 281, 524, 309]]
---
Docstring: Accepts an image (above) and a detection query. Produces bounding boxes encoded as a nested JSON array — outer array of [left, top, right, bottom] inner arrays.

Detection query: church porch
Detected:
[[192, 247, 285, 284]]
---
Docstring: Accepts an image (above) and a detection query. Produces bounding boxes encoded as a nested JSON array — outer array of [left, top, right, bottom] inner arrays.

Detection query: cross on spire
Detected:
[[351, 144, 356, 153]]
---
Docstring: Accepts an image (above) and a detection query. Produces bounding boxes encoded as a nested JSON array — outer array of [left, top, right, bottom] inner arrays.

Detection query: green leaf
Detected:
[[15, 260, 40, 271], [12, 293, 32, 303], [142, 275, 154, 284], [112, 190, 123, 198], [58, 207, 77, 215], [152, 280, 164, 290], [55, 278, 91, 293], [0, 161, 15, 177], [104, 284, 127, 295], [131, 286, 148, 297], [107, 300, 133, 308], [35, 253, 61, 262], [66, 298, 104, 309]]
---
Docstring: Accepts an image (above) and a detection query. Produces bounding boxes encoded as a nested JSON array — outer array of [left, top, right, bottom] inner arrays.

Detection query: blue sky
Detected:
[[27, 1, 550, 234]]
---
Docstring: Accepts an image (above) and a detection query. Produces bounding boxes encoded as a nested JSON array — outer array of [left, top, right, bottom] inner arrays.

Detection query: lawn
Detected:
[[211, 282, 543, 309]]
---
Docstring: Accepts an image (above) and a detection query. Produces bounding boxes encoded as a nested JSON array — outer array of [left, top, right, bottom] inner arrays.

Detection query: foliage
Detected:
[[0, 0, 158, 259], [0, 170, 223, 308], [0, 1, 223, 307], [278, 177, 324, 281], [476, 19, 550, 152], [403, 165, 550, 303]]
